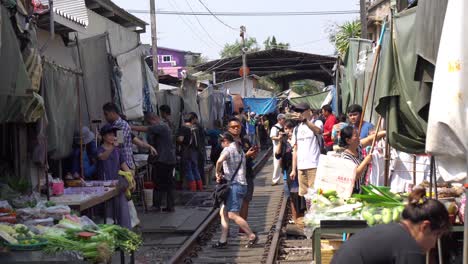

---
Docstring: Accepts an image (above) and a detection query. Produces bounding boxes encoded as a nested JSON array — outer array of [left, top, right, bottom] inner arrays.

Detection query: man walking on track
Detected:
[[270, 113, 286, 185], [226, 117, 258, 225]]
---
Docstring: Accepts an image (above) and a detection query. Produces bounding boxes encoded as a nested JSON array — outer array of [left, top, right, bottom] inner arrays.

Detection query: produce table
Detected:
[[0, 248, 134, 264], [50, 187, 118, 212], [0, 251, 87, 263]]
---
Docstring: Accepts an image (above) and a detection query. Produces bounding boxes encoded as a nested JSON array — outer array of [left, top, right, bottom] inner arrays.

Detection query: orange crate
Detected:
[[321, 240, 342, 264]]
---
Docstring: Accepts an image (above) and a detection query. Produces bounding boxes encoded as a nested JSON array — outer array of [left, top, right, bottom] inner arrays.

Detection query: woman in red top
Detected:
[[321, 104, 337, 152]]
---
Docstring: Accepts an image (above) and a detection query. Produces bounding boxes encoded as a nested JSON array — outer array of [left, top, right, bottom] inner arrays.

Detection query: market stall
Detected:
[[303, 179, 466, 263], [0, 188, 142, 263]]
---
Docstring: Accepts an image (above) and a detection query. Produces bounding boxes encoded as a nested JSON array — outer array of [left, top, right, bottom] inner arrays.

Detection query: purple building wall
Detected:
[[157, 47, 187, 68], [144, 46, 200, 78]]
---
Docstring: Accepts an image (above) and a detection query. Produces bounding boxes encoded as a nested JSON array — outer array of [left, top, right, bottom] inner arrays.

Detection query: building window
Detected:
[[162, 55, 172, 62]]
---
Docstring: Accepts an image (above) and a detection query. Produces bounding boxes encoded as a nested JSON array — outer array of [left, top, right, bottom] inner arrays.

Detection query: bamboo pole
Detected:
[[369, 116, 383, 154], [358, 45, 381, 136], [77, 75, 84, 179], [359, 21, 386, 136], [412, 155, 417, 186]]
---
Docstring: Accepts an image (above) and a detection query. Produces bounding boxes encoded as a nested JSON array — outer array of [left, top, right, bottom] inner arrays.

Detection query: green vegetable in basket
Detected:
[[382, 208, 392, 224], [392, 207, 400, 222], [322, 190, 338, 199], [361, 211, 375, 226], [374, 214, 382, 224]]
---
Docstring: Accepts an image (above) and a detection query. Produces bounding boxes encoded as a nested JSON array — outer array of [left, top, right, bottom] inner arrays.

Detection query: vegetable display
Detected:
[[304, 185, 406, 228], [0, 215, 142, 263]]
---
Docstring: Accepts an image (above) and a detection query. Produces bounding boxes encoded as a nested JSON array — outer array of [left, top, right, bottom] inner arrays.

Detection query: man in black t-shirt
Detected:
[[177, 113, 203, 192], [132, 113, 176, 212]]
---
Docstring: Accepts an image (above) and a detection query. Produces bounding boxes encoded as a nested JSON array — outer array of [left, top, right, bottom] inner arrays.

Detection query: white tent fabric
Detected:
[[426, 0, 468, 182], [159, 83, 178, 90], [180, 77, 200, 117], [116, 45, 145, 120]]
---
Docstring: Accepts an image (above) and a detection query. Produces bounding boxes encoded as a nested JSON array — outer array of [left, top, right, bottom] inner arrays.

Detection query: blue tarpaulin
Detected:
[[242, 97, 277, 115]]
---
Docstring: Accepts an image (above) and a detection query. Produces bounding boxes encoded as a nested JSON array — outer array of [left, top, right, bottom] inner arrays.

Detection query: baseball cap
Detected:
[[293, 102, 311, 112], [277, 113, 286, 120], [100, 124, 118, 136]]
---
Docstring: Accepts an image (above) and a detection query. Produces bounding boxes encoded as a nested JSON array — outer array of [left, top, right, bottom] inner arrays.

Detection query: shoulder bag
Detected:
[[212, 152, 244, 208]]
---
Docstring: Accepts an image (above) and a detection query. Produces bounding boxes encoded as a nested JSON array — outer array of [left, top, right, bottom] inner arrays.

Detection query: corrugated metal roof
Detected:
[[39, 0, 89, 27]]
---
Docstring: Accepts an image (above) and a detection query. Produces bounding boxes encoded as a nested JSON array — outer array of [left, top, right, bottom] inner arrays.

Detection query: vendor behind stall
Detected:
[[63, 127, 97, 180], [331, 188, 450, 264], [339, 126, 386, 193], [96, 125, 132, 229]]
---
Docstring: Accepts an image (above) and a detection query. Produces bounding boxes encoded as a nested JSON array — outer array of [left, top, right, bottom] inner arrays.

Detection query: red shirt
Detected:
[[323, 114, 337, 147]]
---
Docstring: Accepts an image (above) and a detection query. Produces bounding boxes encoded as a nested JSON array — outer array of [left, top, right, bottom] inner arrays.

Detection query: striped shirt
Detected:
[[341, 145, 364, 193], [111, 117, 134, 169], [221, 142, 247, 185]]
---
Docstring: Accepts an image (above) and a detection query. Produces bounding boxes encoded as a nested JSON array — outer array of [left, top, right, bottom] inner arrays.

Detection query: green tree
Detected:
[[263, 36, 290, 50], [327, 20, 361, 57], [291, 80, 324, 96], [220, 37, 260, 58]]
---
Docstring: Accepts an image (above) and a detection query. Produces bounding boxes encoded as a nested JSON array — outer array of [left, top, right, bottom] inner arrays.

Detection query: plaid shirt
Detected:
[[112, 117, 135, 169], [221, 142, 247, 185]]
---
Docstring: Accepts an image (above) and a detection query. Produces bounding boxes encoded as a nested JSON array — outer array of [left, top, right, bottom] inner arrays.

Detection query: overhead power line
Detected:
[[127, 10, 360, 16], [184, 0, 224, 47], [196, 0, 237, 30]]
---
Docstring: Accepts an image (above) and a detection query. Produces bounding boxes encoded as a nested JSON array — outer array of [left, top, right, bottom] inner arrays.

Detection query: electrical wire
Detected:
[[184, 0, 224, 47], [166, 0, 215, 49], [196, 0, 237, 30], [127, 10, 360, 16]]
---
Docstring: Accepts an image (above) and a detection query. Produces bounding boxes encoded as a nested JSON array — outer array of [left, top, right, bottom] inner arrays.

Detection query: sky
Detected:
[[113, 0, 360, 60]]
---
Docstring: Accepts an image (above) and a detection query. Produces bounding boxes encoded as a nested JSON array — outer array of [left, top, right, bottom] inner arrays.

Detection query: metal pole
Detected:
[[150, 0, 159, 90], [463, 180, 468, 264], [360, 0, 368, 39], [240, 26, 247, 97]]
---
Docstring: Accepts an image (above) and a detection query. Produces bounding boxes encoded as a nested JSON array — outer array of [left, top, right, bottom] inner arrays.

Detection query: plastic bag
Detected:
[[43, 205, 71, 220], [354, 50, 368, 79], [0, 200, 12, 211], [16, 207, 45, 221]]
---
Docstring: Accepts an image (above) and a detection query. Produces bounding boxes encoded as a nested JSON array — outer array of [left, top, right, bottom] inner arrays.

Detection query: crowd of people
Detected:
[[62, 100, 451, 262]]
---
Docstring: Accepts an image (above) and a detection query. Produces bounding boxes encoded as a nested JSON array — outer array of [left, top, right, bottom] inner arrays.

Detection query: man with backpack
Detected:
[[290, 103, 324, 197], [270, 113, 286, 185], [177, 113, 203, 191]]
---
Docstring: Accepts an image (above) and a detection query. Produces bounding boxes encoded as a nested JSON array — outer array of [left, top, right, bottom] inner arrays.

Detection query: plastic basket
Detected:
[[6, 238, 48, 251]]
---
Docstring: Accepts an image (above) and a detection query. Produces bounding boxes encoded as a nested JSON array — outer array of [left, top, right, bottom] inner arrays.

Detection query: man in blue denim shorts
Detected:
[[212, 132, 258, 249]]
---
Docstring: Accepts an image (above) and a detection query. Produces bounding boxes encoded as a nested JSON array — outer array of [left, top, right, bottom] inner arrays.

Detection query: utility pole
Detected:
[[150, 0, 159, 90], [240, 25, 247, 97], [360, 0, 368, 39]]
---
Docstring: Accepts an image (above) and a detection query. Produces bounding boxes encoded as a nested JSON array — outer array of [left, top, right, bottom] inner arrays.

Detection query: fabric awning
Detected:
[[289, 91, 329, 110]]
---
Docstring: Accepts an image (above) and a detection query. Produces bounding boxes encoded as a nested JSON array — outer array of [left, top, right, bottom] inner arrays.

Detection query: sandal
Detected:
[[245, 233, 258, 248], [212, 241, 228, 249]]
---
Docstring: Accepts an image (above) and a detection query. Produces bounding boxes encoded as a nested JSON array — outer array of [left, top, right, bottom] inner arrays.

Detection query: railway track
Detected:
[[169, 156, 288, 264], [167, 151, 317, 264]]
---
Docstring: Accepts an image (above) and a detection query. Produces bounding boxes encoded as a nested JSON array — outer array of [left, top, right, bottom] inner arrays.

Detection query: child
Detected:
[[97, 124, 133, 229]]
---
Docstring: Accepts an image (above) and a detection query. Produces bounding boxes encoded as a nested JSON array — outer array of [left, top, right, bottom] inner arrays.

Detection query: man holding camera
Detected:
[[270, 114, 286, 185], [290, 103, 323, 197]]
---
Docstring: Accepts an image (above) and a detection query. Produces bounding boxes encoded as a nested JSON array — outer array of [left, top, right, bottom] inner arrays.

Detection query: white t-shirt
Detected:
[[292, 119, 323, 170], [270, 124, 283, 148]]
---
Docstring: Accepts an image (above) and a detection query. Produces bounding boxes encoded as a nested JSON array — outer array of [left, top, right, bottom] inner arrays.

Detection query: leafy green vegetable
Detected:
[[98, 224, 142, 253]]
